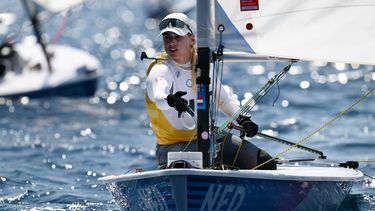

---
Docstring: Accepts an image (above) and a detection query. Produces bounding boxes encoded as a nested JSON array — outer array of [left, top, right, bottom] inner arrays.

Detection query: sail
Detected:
[[0, 13, 16, 27], [33, 0, 84, 13], [215, 0, 375, 65]]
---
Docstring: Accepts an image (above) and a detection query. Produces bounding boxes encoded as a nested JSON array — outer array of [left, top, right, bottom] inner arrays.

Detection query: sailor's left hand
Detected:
[[237, 115, 258, 137], [167, 91, 188, 113]]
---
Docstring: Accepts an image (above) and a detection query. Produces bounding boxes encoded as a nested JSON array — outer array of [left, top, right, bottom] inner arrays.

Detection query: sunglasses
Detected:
[[159, 18, 193, 34]]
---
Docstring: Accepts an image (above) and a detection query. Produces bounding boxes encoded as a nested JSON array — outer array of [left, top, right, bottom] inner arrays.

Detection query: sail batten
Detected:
[[223, 51, 292, 62], [216, 0, 375, 65]]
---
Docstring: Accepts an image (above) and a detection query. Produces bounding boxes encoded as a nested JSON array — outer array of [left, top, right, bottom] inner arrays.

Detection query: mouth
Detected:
[[168, 48, 177, 54]]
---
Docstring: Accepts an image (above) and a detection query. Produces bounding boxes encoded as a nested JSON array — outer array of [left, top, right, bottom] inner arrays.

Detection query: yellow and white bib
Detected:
[[145, 54, 239, 145]]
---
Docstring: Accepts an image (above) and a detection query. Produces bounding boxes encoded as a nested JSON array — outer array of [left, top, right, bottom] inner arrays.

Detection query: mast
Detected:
[[196, 0, 215, 167], [23, 0, 53, 72]]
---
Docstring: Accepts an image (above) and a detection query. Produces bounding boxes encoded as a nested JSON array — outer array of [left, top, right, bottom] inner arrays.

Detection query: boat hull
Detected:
[[0, 42, 101, 98], [0, 75, 99, 98], [100, 166, 363, 210]]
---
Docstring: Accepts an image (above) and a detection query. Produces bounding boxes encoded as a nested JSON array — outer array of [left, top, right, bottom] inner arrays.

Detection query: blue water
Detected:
[[1, 1, 374, 210]]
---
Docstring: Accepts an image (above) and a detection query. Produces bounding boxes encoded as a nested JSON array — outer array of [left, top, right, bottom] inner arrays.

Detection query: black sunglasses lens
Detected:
[[159, 20, 167, 30], [159, 19, 186, 30]]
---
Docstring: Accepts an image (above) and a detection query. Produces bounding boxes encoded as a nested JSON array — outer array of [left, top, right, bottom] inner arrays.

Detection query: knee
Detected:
[[257, 150, 277, 170]]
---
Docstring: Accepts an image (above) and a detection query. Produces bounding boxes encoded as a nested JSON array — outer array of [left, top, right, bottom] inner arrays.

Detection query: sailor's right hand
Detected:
[[167, 91, 188, 112], [237, 114, 258, 137]]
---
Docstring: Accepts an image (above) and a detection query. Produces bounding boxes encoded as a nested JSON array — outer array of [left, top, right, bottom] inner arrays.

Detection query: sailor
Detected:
[[0, 41, 17, 78], [145, 13, 276, 170]]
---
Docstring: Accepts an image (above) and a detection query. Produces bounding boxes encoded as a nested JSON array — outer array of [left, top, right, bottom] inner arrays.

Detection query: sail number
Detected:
[[200, 184, 245, 210]]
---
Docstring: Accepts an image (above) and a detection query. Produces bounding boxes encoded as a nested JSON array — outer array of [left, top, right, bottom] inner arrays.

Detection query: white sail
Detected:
[[33, 0, 84, 13], [0, 13, 16, 27], [216, 0, 375, 65], [0, 13, 16, 34]]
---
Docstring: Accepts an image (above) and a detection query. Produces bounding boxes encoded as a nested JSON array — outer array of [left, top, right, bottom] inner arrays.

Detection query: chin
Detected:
[[170, 55, 180, 62]]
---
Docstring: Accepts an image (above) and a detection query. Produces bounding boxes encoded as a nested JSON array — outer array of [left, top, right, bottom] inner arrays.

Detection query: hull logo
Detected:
[[200, 184, 245, 210]]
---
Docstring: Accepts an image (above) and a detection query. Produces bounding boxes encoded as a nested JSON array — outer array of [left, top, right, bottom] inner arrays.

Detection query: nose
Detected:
[[165, 38, 177, 48], [165, 37, 177, 44], [163, 33, 182, 45]]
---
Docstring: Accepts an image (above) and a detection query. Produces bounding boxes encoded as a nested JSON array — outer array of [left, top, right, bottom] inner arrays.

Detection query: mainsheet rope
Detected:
[[252, 86, 375, 170], [217, 61, 294, 134]]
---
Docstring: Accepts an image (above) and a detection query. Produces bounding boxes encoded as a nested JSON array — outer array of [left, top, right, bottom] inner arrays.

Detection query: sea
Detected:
[[1, 0, 374, 210]]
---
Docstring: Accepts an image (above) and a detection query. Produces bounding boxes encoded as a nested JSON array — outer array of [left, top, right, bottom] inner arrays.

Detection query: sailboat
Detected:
[[0, 0, 101, 99], [99, 0, 374, 210]]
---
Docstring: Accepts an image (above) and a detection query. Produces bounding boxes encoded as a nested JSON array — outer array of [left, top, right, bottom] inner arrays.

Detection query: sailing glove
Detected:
[[237, 114, 258, 137], [167, 91, 188, 113]]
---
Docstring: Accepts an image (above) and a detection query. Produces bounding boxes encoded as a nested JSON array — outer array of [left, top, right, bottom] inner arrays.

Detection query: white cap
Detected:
[[159, 13, 195, 36]]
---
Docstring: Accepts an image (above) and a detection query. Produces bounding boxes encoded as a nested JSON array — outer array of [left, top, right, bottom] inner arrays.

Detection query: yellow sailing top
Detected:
[[145, 54, 239, 145]]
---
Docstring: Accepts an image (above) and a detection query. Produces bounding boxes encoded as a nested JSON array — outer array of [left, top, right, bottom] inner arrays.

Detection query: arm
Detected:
[[216, 80, 258, 137], [146, 64, 173, 110], [216, 83, 240, 117]]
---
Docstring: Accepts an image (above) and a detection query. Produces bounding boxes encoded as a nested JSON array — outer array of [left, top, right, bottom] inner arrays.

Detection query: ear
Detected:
[[190, 34, 196, 46]]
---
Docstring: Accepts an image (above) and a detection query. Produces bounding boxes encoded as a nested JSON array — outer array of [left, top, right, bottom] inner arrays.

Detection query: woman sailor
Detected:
[[145, 13, 276, 170]]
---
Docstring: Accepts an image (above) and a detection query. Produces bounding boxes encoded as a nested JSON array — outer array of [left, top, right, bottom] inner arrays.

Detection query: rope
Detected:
[[355, 160, 375, 163], [252, 86, 375, 170], [232, 140, 244, 166], [52, 11, 70, 45], [209, 30, 225, 165], [218, 61, 293, 133], [355, 161, 375, 179], [363, 173, 375, 180], [220, 134, 230, 164]]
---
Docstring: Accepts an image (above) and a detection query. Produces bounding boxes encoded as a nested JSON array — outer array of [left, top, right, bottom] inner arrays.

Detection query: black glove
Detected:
[[237, 114, 258, 137], [167, 91, 188, 113]]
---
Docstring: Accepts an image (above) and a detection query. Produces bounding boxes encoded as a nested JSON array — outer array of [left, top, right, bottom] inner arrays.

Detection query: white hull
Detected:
[[0, 40, 101, 98]]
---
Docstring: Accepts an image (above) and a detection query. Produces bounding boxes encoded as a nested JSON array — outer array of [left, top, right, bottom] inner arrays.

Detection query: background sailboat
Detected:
[[0, 0, 101, 98]]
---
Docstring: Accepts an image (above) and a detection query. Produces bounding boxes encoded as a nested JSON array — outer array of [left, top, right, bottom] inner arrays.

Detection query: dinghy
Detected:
[[0, 0, 101, 98], [100, 0, 374, 210], [100, 166, 363, 210]]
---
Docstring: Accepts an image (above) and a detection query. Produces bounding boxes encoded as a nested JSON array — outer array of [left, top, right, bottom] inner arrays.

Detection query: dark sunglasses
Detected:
[[159, 18, 193, 34]]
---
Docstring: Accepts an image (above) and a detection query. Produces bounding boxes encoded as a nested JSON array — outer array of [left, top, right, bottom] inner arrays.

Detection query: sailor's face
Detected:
[[163, 32, 195, 64]]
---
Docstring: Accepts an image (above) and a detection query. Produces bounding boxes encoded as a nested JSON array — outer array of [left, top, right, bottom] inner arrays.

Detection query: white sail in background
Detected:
[[0, 13, 16, 34], [33, 0, 84, 13], [215, 0, 375, 65], [0, 13, 16, 27]]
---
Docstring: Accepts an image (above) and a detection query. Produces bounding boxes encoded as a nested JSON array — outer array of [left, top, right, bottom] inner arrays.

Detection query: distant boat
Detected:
[[100, 0, 374, 210], [0, 0, 101, 99]]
